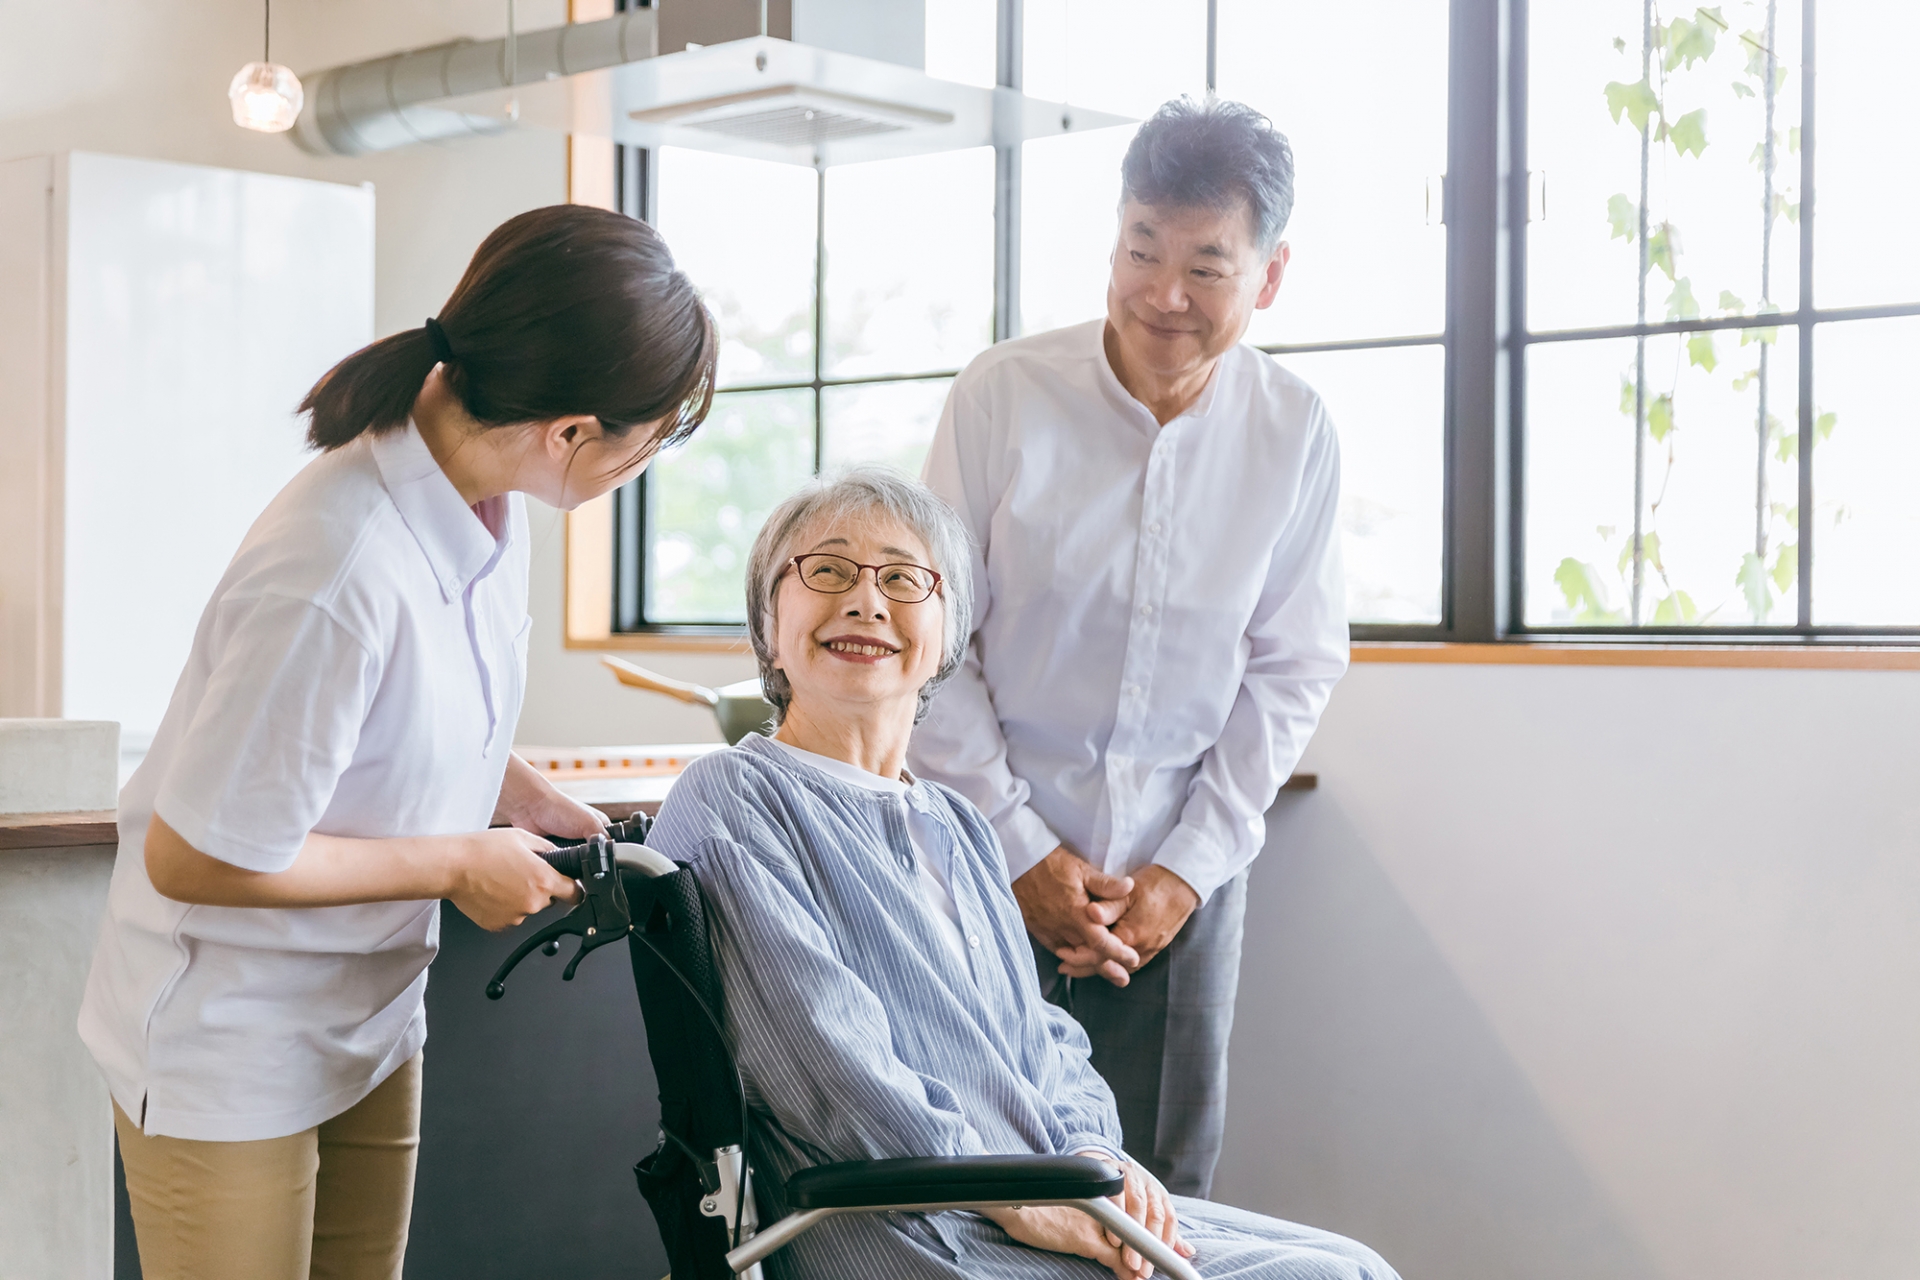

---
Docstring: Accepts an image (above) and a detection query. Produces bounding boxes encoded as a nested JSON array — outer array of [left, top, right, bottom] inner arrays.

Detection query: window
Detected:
[[623, 143, 993, 627], [1521, 0, 1920, 633], [603, 0, 1920, 644]]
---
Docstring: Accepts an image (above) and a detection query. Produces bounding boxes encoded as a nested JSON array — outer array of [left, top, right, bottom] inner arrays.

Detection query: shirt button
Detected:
[[1139, 604, 1154, 616], [1148, 521, 1162, 535], [1127, 684, 1142, 697], [967, 935, 980, 949]]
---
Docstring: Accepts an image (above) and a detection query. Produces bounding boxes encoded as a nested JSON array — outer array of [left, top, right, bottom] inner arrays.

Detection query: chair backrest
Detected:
[[621, 865, 752, 1279]]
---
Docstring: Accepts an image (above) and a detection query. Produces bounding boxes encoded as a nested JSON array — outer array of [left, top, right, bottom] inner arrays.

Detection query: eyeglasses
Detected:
[[787, 553, 943, 604]]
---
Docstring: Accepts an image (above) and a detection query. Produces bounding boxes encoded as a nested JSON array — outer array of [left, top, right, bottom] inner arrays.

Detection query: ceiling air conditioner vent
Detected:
[[628, 85, 953, 148]]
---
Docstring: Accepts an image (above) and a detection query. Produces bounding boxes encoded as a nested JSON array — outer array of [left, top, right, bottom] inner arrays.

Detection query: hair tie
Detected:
[[424, 316, 455, 364]]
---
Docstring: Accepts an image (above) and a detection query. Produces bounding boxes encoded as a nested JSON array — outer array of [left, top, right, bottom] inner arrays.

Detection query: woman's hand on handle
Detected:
[[446, 826, 581, 931], [145, 816, 580, 928]]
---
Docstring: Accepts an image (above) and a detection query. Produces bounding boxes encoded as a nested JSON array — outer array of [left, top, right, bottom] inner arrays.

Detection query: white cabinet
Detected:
[[0, 153, 374, 748]]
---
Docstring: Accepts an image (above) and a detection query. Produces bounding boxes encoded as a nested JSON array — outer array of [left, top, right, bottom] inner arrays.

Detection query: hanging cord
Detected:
[[504, 0, 520, 120], [263, 0, 271, 63]]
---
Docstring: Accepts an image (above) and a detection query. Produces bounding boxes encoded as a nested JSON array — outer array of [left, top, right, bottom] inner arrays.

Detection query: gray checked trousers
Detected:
[[1031, 870, 1249, 1198]]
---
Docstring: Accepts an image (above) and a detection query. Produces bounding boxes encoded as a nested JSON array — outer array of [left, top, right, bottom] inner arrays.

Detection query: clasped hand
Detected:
[[986, 1154, 1194, 1280], [1011, 846, 1200, 986]]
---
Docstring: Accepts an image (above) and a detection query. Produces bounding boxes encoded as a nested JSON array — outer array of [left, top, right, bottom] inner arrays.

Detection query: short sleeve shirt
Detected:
[[79, 422, 531, 1142]]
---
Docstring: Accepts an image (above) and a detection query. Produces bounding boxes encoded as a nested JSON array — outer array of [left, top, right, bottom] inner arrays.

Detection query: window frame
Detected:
[[599, 0, 1920, 648], [1504, 0, 1920, 643]]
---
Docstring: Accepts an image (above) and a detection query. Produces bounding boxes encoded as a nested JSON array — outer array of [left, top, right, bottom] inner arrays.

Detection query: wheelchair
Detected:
[[486, 820, 1201, 1280]]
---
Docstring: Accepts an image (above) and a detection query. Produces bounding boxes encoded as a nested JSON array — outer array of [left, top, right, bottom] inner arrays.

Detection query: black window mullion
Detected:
[[1444, 0, 1513, 641], [1796, 0, 1818, 628], [813, 162, 828, 472]]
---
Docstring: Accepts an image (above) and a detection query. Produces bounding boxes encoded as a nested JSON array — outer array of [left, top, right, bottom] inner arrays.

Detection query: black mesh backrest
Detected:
[[622, 866, 745, 1156]]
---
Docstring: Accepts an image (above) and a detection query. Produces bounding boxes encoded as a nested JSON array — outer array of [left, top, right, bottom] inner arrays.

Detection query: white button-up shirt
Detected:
[[80, 422, 530, 1142], [908, 320, 1348, 904]]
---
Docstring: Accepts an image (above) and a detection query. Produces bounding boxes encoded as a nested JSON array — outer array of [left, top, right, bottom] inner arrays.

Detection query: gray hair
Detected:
[[1121, 96, 1296, 250], [745, 465, 974, 725]]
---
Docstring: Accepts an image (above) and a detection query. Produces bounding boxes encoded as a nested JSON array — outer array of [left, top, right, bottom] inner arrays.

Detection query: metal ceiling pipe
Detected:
[[292, 9, 659, 156]]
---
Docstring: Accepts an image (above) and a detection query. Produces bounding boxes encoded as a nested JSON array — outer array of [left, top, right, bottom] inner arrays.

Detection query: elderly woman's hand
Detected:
[[1089, 1154, 1194, 1275], [985, 1155, 1193, 1280]]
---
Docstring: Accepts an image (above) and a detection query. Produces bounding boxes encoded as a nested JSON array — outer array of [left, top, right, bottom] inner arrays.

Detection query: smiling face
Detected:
[[1105, 197, 1289, 386], [769, 510, 948, 730]]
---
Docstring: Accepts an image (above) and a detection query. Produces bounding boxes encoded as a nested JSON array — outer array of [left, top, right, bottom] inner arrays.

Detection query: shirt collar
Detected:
[[751, 733, 919, 798], [369, 420, 509, 603], [1090, 318, 1229, 430]]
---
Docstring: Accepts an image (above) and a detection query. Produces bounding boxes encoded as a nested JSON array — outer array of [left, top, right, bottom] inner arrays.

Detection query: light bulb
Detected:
[[228, 61, 303, 133]]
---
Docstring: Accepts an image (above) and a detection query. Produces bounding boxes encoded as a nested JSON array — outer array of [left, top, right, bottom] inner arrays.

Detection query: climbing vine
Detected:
[[1553, 0, 1835, 626]]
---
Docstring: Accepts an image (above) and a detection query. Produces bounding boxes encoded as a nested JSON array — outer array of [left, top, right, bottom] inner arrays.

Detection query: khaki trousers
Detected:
[[113, 1052, 422, 1280]]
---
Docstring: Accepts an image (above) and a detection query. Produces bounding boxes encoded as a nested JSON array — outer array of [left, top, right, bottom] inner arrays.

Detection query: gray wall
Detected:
[[1213, 662, 1920, 1280]]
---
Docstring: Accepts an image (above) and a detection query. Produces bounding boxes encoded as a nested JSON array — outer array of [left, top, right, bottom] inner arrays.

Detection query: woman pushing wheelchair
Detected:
[[647, 467, 1399, 1280]]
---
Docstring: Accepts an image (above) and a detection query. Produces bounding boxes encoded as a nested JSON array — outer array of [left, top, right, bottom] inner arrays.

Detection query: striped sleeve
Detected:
[[692, 833, 991, 1164]]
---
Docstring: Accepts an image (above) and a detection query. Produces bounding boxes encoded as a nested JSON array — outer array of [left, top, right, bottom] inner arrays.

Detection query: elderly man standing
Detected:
[[908, 97, 1348, 1199]]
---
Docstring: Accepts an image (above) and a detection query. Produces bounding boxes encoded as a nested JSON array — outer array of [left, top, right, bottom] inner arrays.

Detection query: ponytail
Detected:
[[299, 327, 445, 450], [298, 205, 718, 454]]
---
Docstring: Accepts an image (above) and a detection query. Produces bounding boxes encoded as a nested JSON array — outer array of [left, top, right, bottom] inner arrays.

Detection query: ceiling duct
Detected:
[[292, 10, 658, 156], [626, 84, 952, 146], [292, 16, 1128, 166]]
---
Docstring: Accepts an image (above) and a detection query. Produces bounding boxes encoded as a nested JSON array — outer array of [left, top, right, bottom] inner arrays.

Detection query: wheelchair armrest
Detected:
[[785, 1154, 1123, 1210]]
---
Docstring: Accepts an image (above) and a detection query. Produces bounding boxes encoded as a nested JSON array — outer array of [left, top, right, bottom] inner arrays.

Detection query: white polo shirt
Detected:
[[79, 422, 530, 1142]]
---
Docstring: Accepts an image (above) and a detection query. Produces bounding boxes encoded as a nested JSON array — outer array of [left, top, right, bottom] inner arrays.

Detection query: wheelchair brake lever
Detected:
[[484, 833, 633, 999]]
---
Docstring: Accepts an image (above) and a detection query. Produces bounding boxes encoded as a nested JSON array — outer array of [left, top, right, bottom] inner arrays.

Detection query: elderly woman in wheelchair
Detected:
[[647, 467, 1398, 1280]]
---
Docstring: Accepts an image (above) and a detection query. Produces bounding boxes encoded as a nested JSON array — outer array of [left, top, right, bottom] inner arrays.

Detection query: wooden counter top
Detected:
[[0, 810, 118, 851], [0, 761, 1316, 850]]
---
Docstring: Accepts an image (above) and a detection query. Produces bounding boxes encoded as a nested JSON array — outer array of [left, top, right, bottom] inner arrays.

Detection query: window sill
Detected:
[[1352, 642, 1920, 670], [568, 628, 751, 654]]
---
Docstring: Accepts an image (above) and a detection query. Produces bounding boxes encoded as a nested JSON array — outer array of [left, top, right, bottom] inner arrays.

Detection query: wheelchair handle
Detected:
[[486, 827, 677, 1000]]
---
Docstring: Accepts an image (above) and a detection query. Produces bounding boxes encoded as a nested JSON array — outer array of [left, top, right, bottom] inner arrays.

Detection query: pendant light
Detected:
[[229, 0, 303, 133]]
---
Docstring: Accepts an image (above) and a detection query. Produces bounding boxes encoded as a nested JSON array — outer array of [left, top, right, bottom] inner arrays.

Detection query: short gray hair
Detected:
[[745, 465, 974, 725], [1121, 96, 1296, 250]]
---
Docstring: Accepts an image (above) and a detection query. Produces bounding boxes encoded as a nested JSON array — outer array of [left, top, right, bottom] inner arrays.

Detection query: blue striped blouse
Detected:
[[648, 734, 1396, 1280]]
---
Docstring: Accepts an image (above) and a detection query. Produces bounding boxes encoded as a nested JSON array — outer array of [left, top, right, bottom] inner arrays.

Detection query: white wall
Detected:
[[1214, 660, 1920, 1280], [0, 0, 756, 752]]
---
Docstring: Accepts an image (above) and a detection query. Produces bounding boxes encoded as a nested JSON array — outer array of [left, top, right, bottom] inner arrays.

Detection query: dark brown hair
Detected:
[[300, 204, 716, 457]]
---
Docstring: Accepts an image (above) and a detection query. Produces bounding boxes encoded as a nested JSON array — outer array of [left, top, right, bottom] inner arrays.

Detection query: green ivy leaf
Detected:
[[1816, 409, 1837, 440], [1614, 36, 1628, 52], [1789, 125, 1801, 154], [1618, 531, 1664, 576], [1653, 590, 1700, 624], [1619, 375, 1638, 417], [1739, 324, 1780, 347], [1607, 193, 1639, 241], [1554, 557, 1623, 622], [1742, 31, 1769, 80], [1732, 81, 1755, 98], [1606, 78, 1661, 132], [1774, 417, 1797, 463], [1784, 199, 1801, 224], [1731, 367, 1759, 392], [1667, 277, 1702, 321], [1718, 290, 1745, 313], [1649, 393, 1676, 441], [1686, 331, 1718, 371], [1736, 552, 1772, 620], [1667, 108, 1709, 157], [1648, 223, 1678, 280], [1770, 541, 1797, 593], [1665, 14, 1719, 68]]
